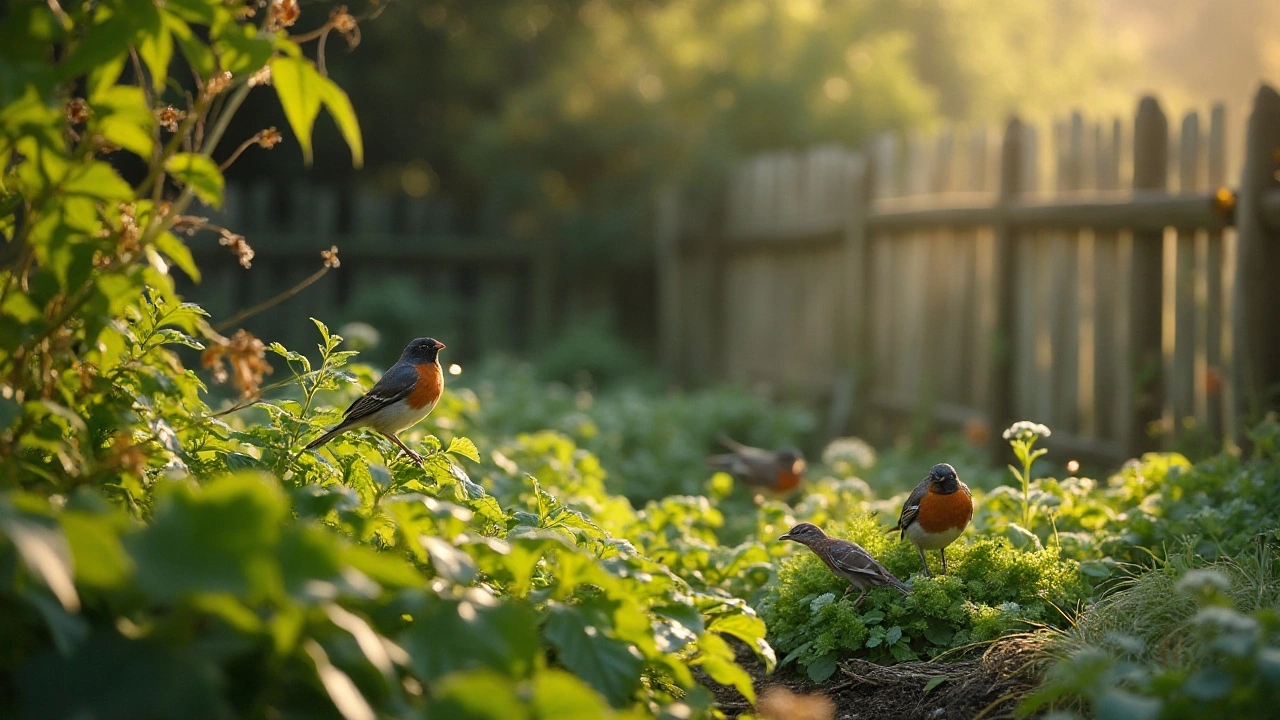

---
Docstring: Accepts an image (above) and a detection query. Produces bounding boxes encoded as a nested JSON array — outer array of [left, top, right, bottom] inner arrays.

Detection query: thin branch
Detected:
[[212, 265, 330, 333]]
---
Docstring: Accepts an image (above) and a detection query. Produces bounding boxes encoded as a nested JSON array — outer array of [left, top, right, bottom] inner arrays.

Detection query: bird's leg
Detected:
[[850, 589, 868, 607], [381, 432, 425, 465], [841, 585, 853, 599], [940, 548, 948, 575], [917, 546, 933, 578]]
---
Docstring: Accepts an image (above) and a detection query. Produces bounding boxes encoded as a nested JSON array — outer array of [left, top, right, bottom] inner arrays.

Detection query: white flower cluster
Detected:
[[810, 592, 837, 614], [822, 436, 877, 471], [1002, 421, 1051, 442]]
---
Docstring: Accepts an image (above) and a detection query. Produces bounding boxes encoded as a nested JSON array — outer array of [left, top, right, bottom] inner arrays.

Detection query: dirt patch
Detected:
[[701, 636, 1047, 720]]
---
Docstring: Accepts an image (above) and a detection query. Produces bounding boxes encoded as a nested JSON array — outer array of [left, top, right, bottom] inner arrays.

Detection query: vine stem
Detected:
[[212, 265, 330, 332]]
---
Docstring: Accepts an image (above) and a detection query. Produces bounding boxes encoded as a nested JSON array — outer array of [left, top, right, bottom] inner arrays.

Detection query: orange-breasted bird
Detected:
[[706, 435, 806, 493], [304, 337, 446, 464], [779, 522, 910, 606], [885, 462, 972, 577]]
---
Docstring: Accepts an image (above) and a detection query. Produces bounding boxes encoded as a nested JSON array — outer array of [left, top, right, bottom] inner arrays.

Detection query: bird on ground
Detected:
[[305, 337, 446, 464], [885, 462, 972, 577], [778, 522, 910, 606], [706, 435, 806, 493]]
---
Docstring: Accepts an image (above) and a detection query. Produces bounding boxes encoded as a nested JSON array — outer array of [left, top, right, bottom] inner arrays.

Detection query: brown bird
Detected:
[[778, 522, 910, 606], [707, 435, 806, 493], [885, 463, 972, 577]]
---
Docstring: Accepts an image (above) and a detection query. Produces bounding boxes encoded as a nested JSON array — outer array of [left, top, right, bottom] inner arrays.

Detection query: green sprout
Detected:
[[1002, 421, 1051, 531]]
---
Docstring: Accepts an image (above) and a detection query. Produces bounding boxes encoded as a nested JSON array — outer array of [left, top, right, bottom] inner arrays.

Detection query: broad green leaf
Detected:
[[270, 56, 323, 165], [304, 639, 376, 720], [318, 75, 364, 167], [402, 595, 539, 682], [91, 85, 155, 158], [124, 475, 287, 602], [805, 652, 838, 682], [427, 670, 529, 720], [63, 161, 132, 201], [447, 436, 481, 464], [421, 534, 478, 584], [530, 670, 614, 720], [165, 153, 224, 208], [543, 604, 643, 707], [155, 232, 201, 282], [61, 510, 133, 590], [134, 3, 171, 93], [166, 14, 215, 79], [694, 633, 754, 703], [210, 10, 272, 75], [61, 10, 133, 80], [923, 675, 949, 694], [0, 496, 79, 611]]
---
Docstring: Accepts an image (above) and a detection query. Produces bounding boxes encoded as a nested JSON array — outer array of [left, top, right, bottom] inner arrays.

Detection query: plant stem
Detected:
[[212, 265, 330, 332]]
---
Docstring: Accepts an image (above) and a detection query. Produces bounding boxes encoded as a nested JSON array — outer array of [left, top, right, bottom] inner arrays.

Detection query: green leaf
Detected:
[[155, 232, 201, 282], [134, 3, 172, 93], [0, 496, 79, 611], [806, 653, 838, 682], [124, 475, 287, 602], [695, 632, 755, 703], [270, 56, 323, 165], [318, 75, 364, 168], [165, 153, 224, 208], [421, 535, 477, 584], [90, 85, 154, 158], [447, 436, 482, 464], [402, 595, 539, 682], [303, 639, 377, 720], [427, 670, 529, 720], [61, 510, 133, 590], [543, 604, 643, 707], [210, 9, 272, 75], [530, 670, 614, 720], [923, 675, 949, 694], [167, 14, 215, 79]]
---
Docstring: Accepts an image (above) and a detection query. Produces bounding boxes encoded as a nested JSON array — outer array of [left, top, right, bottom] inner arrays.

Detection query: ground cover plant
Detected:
[[4, 3, 1280, 719]]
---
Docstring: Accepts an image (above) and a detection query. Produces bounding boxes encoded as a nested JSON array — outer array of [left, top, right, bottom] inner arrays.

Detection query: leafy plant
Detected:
[[1002, 421, 1052, 531]]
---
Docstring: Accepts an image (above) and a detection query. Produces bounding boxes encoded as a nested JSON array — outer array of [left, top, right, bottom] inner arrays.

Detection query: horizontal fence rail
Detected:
[[658, 86, 1280, 463]]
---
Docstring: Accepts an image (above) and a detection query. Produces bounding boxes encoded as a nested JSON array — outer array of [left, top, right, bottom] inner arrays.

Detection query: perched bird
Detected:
[[706, 435, 807, 493], [305, 337, 446, 464], [885, 462, 972, 577], [778, 522, 910, 606]]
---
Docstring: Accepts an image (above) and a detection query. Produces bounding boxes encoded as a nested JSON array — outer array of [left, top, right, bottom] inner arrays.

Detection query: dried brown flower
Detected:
[[757, 687, 834, 720], [202, 329, 272, 397], [219, 231, 255, 269], [65, 98, 90, 124], [321, 245, 340, 268], [156, 106, 187, 133], [203, 70, 233, 99], [331, 5, 360, 47], [109, 435, 149, 477], [257, 127, 282, 148], [267, 0, 300, 31], [248, 66, 273, 87], [116, 202, 141, 255], [92, 135, 120, 154]]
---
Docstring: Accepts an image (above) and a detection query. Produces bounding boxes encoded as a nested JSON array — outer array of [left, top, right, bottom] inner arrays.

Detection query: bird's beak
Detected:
[[436, 341, 447, 349], [777, 532, 793, 542]]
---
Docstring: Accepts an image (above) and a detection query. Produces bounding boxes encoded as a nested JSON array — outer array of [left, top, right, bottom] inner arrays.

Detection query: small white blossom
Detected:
[[822, 436, 877, 471], [810, 592, 836, 614], [1002, 421, 1052, 442], [999, 601, 1022, 614]]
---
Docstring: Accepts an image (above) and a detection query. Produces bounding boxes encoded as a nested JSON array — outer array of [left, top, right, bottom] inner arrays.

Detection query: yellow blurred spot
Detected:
[[1067, 460, 1080, 474], [823, 76, 851, 102], [448, 363, 462, 376], [713, 89, 735, 109], [564, 85, 595, 118], [637, 74, 665, 102], [400, 161, 436, 197]]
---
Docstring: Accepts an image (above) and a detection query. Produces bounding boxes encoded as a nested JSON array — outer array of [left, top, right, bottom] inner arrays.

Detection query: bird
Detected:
[[885, 462, 972, 577], [304, 337, 446, 464], [778, 522, 910, 606], [706, 435, 807, 493]]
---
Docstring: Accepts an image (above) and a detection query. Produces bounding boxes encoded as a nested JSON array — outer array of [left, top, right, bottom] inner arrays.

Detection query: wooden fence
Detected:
[[658, 87, 1280, 462], [179, 181, 555, 363]]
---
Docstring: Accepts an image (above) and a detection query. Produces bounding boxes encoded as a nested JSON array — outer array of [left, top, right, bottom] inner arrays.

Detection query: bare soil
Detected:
[[700, 637, 1047, 720]]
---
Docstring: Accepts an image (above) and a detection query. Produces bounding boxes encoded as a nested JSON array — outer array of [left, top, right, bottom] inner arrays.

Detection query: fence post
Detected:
[[1127, 96, 1168, 456], [831, 153, 872, 438], [1232, 84, 1280, 431], [655, 186, 682, 382], [987, 117, 1024, 463]]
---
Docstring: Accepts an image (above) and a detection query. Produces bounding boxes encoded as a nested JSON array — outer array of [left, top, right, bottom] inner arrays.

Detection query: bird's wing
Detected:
[[894, 477, 932, 531], [824, 541, 891, 579], [717, 435, 773, 461], [341, 363, 418, 424]]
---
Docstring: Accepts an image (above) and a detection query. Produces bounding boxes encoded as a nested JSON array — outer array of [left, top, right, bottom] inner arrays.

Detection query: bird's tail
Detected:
[[705, 453, 735, 468], [886, 574, 911, 594], [304, 424, 347, 451], [717, 434, 749, 453], [883, 524, 902, 536]]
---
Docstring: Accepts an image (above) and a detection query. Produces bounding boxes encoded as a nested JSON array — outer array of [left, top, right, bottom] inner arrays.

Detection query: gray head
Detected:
[[778, 447, 806, 474], [778, 522, 827, 545], [928, 463, 960, 493], [401, 337, 446, 364]]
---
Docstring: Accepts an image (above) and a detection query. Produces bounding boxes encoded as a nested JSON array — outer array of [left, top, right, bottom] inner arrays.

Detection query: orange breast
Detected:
[[774, 470, 802, 492], [407, 362, 443, 409], [915, 489, 973, 534]]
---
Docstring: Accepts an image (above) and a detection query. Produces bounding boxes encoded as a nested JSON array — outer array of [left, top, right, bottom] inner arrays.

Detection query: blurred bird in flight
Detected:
[[706, 435, 806, 493], [885, 462, 972, 577], [305, 337, 446, 464], [778, 522, 910, 606]]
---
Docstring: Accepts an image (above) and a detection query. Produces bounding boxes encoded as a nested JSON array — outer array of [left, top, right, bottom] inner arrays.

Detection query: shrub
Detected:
[[759, 514, 1087, 681]]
